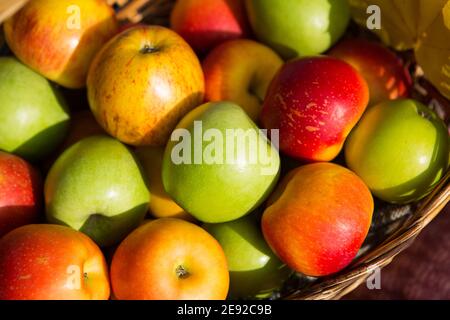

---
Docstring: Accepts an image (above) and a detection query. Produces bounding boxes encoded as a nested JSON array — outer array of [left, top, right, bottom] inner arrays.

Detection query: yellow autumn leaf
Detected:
[[348, 0, 416, 49], [416, 1, 450, 99]]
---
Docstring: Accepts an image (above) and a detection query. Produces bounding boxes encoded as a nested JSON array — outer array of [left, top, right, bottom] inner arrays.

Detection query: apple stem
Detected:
[[175, 265, 190, 279], [140, 44, 159, 54]]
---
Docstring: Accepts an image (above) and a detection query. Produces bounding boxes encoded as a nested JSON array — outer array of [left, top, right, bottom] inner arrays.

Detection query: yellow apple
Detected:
[[135, 146, 195, 221], [87, 25, 205, 147]]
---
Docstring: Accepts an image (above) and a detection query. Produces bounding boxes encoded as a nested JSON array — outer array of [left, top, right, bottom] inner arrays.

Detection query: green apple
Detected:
[[0, 57, 70, 161], [345, 99, 449, 204], [45, 135, 150, 246], [162, 101, 280, 223], [204, 214, 292, 299], [245, 0, 350, 59]]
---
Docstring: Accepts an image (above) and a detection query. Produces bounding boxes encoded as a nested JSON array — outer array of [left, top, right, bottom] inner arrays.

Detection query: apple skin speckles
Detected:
[[260, 56, 369, 162]]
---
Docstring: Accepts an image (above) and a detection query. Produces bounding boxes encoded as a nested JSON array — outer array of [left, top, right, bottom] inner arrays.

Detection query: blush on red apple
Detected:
[[0, 224, 110, 300], [262, 163, 374, 277], [0, 151, 42, 238], [4, 0, 118, 89], [329, 38, 412, 106], [170, 0, 249, 54], [111, 218, 229, 300], [260, 56, 369, 162], [203, 39, 283, 121]]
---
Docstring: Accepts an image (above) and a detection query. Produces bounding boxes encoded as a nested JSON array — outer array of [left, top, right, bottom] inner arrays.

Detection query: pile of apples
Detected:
[[0, 0, 448, 300]]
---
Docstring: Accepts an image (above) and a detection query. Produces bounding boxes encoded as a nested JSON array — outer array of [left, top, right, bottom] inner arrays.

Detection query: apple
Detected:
[[262, 163, 374, 277], [111, 218, 229, 300], [4, 0, 118, 88], [45, 135, 150, 247], [135, 146, 194, 221], [203, 214, 292, 299], [203, 39, 283, 121], [87, 25, 205, 147], [329, 38, 412, 106], [0, 151, 42, 238], [0, 224, 110, 300], [345, 99, 449, 204], [162, 101, 280, 223], [260, 56, 369, 162], [0, 57, 70, 161], [170, 0, 249, 54], [245, 0, 350, 59]]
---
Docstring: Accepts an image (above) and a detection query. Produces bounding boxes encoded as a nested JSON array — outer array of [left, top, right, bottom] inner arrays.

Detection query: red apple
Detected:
[[111, 218, 229, 300], [260, 56, 369, 162], [0, 224, 110, 300], [170, 0, 249, 53], [262, 163, 374, 277], [329, 38, 412, 106], [4, 0, 118, 88], [0, 151, 41, 238]]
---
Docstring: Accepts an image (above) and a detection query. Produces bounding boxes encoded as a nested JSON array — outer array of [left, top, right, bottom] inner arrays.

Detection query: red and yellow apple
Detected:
[[170, 0, 249, 53], [87, 25, 205, 146], [203, 39, 283, 120], [0, 224, 110, 300], [111, 218, 229, 300], [0, 152, 42, 238], [329, 38, 412, 106], [260, 56, 369, 162], [262, 163, 374, 277], [135, 147, 194, 221], [4, 0, 118, 88]]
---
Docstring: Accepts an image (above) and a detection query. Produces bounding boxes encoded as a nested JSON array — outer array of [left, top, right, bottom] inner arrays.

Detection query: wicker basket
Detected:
[[1, 0, 449, 300]]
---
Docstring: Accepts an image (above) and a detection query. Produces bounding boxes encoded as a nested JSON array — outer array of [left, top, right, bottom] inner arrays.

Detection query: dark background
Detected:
[[345, 204, 450, 300]]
